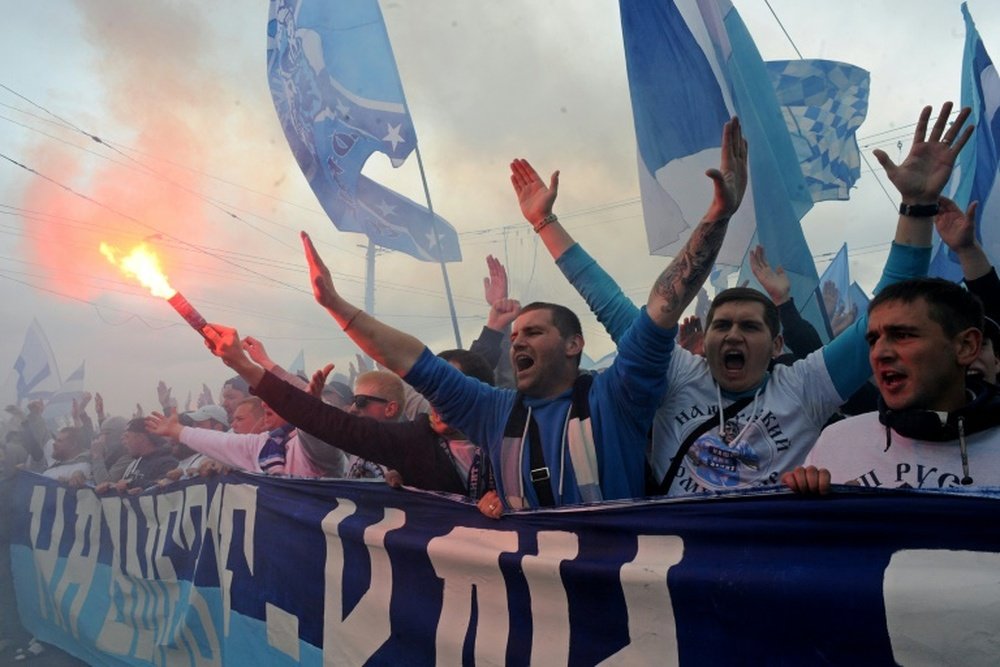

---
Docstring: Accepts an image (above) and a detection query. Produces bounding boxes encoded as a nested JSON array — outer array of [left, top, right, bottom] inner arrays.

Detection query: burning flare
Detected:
[[100, 241, 209, 336], [99, 242, 176, 298]]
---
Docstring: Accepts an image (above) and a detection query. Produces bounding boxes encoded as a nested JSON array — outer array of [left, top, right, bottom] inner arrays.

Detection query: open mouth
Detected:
[[514, 354, 535, 372], [723, 350, 745, 371], [880, 370, 905, 389]]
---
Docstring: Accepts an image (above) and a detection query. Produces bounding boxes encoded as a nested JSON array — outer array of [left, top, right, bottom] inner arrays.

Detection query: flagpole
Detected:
[[368, 3, 460, 348], [364, 240, 376, 316], [413, 144, 463, 349], [363, 240, 377, 368]]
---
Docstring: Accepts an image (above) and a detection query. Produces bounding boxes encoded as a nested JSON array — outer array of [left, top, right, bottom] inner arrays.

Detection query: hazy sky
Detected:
[[2, 1, 999, 415]]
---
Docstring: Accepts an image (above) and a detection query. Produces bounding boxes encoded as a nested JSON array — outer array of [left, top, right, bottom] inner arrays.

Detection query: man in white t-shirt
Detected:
[[784, 278, 1000, 493]]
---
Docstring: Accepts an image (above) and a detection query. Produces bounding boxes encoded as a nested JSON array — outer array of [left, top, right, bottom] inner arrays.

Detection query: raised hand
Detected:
[[486, 298, 521, 332], [242, 336, 274, 368], [145, 411, 182, 440], [133, 403, 144, 419], [748, 245, 790, 305], [831, 302, 858, 338], [873, 102, 974, 204], [94, 392, 105, 423], [935, 196, 979, 252], [483, 254, 508, 306], [678, 316, 705, 356], [301, 231, 340, 309], [821, 281, 841, 317], [509, 158, 559, 226], [704, 117, 748, 221], [308, 363, 335, 398], [156, 381, 175, 412]]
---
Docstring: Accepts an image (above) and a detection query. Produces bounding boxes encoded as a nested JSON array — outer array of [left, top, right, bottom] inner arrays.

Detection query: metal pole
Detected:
[[413, 144, 462, 348]]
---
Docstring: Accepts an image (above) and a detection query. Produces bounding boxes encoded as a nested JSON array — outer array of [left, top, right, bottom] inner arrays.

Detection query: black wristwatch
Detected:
[[898, 202, 940, 217]]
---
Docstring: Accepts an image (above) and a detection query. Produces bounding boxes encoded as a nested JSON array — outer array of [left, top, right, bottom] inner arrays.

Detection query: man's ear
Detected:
[[955, 327, 983, 367], [384, 401, 401, 420], [565, 334, 584, 359], [770, 332, 785, 358]]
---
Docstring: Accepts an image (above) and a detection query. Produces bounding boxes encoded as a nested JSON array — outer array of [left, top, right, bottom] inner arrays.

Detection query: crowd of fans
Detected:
[[2, 102, 999, 661]]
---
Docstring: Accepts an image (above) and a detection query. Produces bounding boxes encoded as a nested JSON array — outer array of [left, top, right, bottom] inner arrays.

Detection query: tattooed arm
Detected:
[[646, 117, 747, 329]]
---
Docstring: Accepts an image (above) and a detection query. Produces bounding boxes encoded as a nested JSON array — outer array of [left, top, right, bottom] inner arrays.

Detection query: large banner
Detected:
[[10, 472, 1000, 665]]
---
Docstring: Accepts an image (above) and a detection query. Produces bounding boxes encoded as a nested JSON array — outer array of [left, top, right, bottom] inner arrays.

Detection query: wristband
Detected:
[[342, 308, 362, 332], [533, 213, 558, 233], [898, 202, 940, 217]]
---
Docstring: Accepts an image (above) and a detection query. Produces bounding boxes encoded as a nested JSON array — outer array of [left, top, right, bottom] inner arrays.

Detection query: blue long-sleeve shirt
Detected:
[[405, 307, 675, 507]]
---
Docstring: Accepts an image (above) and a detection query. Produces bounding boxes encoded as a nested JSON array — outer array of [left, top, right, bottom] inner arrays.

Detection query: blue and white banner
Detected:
[[931, 2, 1000, 281], [10, 472, 1000, 665], [266, 0, 460, 263]]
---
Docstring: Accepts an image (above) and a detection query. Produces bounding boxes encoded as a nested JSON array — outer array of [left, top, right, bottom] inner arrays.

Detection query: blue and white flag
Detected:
[[931, 3, 1000, 281], [620, 0, 868, 315], [352, 175, 461, 262], [12, 319, 61, 405], [849, 280, 870, 312], [767, 59, 869, 202], [267, 0, 461, 263], [44, 361, 86, 428], [801, 243, 855, 340]]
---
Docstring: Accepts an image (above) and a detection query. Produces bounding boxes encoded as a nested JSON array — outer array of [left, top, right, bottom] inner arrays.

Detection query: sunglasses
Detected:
[[352, 394, 390, 409]]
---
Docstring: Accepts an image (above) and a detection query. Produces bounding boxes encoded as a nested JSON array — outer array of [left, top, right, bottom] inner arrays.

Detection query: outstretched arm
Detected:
[[647, 117, 748, 329], [509, 160, 574, 260], [301, 232, 426, 375], [873, 102, 974, 247], [822, 102, 974, 400]]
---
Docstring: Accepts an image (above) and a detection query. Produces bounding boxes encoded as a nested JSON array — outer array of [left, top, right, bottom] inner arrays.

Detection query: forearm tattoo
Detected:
[[653, 218, 729, 317]]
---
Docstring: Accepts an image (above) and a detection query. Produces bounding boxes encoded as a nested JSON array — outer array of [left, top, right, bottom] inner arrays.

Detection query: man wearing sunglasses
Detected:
[[344, 371, 405, 479]]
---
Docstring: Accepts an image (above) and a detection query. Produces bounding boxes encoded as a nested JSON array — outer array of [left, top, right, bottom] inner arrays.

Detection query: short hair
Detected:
[[224, 375, 250, 395], [438, 349, 495, 386], [125, 418, 166, 448], [354, 370, 405, 406], [519, 302, 583, 339], [236, 396, 265, 417], [869, 278, 984, 338], [706, 287, 781, 339], [518, 302, 584, 366]]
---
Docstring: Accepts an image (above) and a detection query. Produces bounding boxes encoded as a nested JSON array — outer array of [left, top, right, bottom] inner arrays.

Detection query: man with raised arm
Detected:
[[296, 118, 747, 510], [517, 103, 972, 497]]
